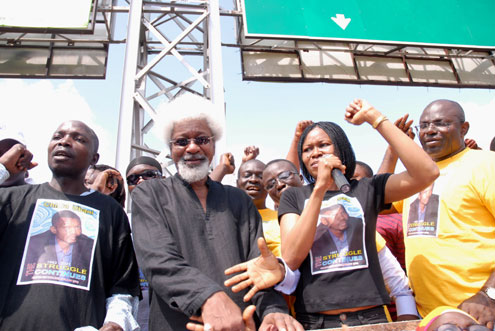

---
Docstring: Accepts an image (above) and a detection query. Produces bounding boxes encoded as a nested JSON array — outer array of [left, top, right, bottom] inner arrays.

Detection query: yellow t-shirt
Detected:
[[394, 148, 495, 317], [258, 208, 282, 258]]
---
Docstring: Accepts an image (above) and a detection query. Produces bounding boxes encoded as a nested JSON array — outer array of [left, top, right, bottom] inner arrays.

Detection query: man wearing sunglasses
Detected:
[[388, 99, 495, 327], [126, 156, 163, 194], [131, 94, 302, 331], [124, 155, 163, 331]]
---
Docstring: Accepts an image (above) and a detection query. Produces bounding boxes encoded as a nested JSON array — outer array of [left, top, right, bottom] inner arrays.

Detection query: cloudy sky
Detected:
[[1, 2, 494, 185]]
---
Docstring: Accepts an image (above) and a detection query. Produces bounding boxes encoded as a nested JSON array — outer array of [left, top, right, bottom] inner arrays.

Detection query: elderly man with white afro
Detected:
[[155, 94, 224, 150]]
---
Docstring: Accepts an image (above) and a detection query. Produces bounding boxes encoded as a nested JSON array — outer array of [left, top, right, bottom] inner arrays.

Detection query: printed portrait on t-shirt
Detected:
[[310, 195, 368, 274], [407, 183, 439, 237], [17, 199, 99, 290]]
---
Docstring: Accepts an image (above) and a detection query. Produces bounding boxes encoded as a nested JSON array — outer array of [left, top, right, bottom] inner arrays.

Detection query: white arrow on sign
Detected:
[[331, 14, 351, 30]]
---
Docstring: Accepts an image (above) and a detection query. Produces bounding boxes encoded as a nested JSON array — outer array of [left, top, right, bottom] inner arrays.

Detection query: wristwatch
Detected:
[[482, 287, 495, 300]]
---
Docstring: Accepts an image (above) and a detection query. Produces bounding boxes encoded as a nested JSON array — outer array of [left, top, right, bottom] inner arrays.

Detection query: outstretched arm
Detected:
[[346, 99, 439, 204], [286, 120, 313, 172], [224, 237, 285, 302]]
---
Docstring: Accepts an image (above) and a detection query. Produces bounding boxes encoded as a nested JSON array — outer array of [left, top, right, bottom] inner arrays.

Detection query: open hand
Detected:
[[224, 237, 285, 302], [394, 114, 415, 140]]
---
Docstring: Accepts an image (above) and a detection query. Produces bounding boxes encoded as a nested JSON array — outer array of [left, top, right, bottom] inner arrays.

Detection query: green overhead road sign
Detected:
[[242, 0, 495, 48]]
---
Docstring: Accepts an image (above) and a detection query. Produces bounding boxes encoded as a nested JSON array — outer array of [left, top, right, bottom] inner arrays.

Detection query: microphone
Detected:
[[331, 168, 351, 193]]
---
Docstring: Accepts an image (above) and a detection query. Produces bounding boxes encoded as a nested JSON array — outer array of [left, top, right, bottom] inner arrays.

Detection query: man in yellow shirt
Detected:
[[237, 159, 282, 257], [393, 100, 495, 328]]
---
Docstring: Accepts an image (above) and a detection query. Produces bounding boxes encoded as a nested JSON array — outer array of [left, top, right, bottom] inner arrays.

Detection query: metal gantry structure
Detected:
[[115, 0, 238, 174], [1, 0, 494, 174], [0, 0, 240, 175]]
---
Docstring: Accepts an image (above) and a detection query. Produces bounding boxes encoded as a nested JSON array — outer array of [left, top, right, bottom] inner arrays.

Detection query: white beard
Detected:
[[177, 157, 210, 183]]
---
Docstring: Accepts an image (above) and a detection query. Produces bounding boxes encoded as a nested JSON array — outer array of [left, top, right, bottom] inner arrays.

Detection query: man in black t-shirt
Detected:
[[0, 120, 140, 331]]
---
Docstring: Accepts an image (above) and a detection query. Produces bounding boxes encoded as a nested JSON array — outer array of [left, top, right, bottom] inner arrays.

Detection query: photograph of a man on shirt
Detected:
[[407, 183, 439, 237], [311, 198, 367, 274], [18, 199, 98, 290]]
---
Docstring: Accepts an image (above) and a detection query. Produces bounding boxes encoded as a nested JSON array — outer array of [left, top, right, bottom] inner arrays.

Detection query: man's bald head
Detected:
[[422, 100, 465, 123]]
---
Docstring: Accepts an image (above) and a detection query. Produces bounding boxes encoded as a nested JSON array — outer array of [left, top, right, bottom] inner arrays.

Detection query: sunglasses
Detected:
[[264, 171, 297, 191], [126, 170, 162, 186], [169, 136, 214, 147]]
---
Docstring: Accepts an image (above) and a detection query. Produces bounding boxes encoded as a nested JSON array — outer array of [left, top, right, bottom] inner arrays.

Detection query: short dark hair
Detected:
[[490, 136, 495, 152], [73, 121, 99, 154], [297, 122, 356, 184], [265, 159, 298, 173], [126, 156, 162, 176], [237, 159, 266, 178], [52, 210, 81, 227], [86, 127, 99, 154], [355, 161, 374, 178], [320, 204, 347, 217]]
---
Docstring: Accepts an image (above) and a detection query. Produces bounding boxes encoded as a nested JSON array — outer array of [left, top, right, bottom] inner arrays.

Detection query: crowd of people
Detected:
[[0, 95, 494, 331]]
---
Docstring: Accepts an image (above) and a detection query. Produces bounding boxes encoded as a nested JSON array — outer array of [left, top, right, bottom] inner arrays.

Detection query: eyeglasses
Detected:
[[434, 324, 490, 331], [126, 170, 162, 186], [414, 121, 459, 132], [264, 171, 298, 191], [169, 136, 214, 147]]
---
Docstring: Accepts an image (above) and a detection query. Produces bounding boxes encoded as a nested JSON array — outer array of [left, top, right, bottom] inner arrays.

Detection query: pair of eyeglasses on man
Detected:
[[264, 171, 297, 191], [434, 323, 490, 331], [126, 170, 162, 185], [414, 121, 459, 132], [169, 136, 214, 147]]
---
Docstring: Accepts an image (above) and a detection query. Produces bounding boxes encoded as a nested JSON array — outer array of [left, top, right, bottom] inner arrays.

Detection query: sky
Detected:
[[1, 0, 494, 185]]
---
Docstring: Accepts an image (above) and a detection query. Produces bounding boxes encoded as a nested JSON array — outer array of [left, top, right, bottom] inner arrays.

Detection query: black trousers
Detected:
[[296, 305, 389, 330]]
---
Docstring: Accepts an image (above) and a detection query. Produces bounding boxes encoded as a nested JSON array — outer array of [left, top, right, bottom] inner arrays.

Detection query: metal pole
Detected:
[[207, 0, 227, 158], [115, 0, 144, 172]]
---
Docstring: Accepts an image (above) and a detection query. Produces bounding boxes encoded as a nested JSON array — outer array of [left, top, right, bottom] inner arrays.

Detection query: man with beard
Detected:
[[0, 120, 140, 331], [131, 94, 302, 331]]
